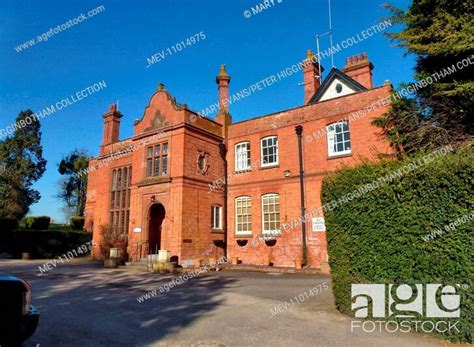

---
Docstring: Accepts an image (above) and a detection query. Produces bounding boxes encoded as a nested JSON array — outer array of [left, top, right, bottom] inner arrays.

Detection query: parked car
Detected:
[[0, 274, 40, 345]]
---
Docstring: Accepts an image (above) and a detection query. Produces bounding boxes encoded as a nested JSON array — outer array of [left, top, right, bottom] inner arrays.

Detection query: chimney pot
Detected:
[[216, 64, 231, 114], [342, 53, 374, 89]]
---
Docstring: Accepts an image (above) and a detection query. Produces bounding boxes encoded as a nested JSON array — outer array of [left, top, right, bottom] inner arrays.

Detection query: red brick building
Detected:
[[85, 51, 393, 270]]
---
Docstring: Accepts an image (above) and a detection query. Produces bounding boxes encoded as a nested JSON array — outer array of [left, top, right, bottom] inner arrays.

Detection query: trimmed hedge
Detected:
[[23, 216, 51, 230], [49, 223, 71, 231], [0, 219, 19, 253], [321, 145, 473, 343], [0, 218, 18, 232], [0, 230, 92, 259], [70, 216, 85, 230]]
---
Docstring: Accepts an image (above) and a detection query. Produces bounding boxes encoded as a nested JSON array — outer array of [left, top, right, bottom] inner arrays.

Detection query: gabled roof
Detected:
[[308, 68, 367, 104]]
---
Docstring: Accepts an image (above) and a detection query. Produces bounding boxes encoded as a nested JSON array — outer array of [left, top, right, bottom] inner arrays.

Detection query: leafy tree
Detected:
[[374, 0, 473, 154], [57, 149, 89, 217], [0, 110, 47, 220]]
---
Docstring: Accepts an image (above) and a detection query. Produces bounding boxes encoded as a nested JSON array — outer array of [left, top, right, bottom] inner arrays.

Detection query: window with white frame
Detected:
[[235, 196, 252, 235], [261, 194, 280, 235], [260, 136, 278, 167], [326, 121, 351, 157], [235, 142, 251, 171], [211, 205, 222, 230]]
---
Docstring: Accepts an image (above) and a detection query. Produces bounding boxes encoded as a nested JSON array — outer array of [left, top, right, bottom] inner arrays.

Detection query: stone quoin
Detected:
[[85, 51, 393, 271]]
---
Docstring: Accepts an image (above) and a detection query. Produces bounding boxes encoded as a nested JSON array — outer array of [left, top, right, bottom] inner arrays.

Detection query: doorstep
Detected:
[[221, 263, 322, 274]]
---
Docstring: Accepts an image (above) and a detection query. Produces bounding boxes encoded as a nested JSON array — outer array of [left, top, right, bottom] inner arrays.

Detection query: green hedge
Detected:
[[321, 145, 473, 343], [23, 216, 51, 230], [0, 230, 92, 259], [0, 219, 19, 253], [0, 218, 19, 232], [70, 216, 85, 230], [48, 223, 71, 231]]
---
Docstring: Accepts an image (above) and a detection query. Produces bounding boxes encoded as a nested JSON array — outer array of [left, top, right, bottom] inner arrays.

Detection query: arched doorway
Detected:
[[148, 203, 165, 254]]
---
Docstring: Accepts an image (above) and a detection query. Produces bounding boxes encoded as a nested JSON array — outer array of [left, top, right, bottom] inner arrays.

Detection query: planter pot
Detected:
[[113, 241, 127, 259], [208, 257, 217, 266], [294, 258, 302, 270], [104, 258, 119, 268], [109, 247, 121, 259], [263, 256, 271, 266], [22, 252, 32, 260], [152, 262, 174, 274], [194, 258, 202, 268], [230, 256, 239, 265]]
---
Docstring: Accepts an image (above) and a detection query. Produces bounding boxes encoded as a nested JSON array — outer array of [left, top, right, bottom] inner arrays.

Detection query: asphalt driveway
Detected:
[[0, 258, 446, 347]]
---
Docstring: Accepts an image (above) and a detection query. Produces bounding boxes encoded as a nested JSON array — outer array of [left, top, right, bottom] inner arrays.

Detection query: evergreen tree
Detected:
[[0, 110, 47, 220], [374, 0, 473, 154], [57, 150, 89, 217]]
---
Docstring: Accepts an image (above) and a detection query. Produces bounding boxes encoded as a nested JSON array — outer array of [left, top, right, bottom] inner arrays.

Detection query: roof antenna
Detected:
[[116, 99, 119, 111], [315, 0, 335, 80], [328, 0, 334, 69]]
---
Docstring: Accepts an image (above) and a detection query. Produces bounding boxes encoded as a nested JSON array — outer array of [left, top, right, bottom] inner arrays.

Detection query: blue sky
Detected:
[[0, 0, 413, 222]]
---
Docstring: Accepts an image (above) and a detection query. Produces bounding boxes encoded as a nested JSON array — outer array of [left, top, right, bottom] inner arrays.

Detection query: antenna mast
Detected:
[[328, 0, 334, 68], [315, 0, 335, 79]]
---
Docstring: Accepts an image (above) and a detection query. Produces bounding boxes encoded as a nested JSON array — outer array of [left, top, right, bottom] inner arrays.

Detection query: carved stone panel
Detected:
[[145, 110, 171, 132]]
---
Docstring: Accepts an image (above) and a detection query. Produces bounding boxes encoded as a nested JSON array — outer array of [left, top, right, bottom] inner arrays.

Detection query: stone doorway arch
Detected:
[[148, 203, 165, 254]]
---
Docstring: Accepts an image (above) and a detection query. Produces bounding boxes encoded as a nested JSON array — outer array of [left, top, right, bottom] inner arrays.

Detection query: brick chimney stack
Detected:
[[216, 64, 231, 114], [101, 104, 122, 151], [342, 53, 374, 89], [302, 50, 323, 105], [215, 65, 232, 138]]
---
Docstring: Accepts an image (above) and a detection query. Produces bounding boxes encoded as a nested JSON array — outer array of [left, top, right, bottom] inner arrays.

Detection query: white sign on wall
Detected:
[[312, 217, 326, 232], [133, 227, 142, 233]]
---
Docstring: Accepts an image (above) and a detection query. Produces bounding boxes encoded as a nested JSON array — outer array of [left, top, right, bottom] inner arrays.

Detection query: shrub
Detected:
[[0, 218, 18, 232], [321, 145, 473, 343], [5, 230, 92, 259], [70, 216, 85, 230], [0, 218, 18, 253], [49, 223, 71, 231], [99, 224, 128, 259], [23, 216, 51, 230]]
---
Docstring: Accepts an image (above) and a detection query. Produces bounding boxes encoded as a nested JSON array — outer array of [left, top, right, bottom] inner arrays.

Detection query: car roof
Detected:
[[0, 273, 22, 282]]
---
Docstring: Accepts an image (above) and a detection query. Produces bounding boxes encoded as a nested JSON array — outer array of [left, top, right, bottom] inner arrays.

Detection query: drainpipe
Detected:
[[219, 143, 228, 260], [295, 125, 308, 266]]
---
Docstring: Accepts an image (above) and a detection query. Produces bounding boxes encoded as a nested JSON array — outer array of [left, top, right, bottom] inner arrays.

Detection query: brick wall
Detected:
[[226, 85, 393, 268], [86, 64, 393, 270]]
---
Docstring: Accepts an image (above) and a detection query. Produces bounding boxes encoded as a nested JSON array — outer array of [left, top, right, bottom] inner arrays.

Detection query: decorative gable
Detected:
[[133, 84, 187, 136], [318, 77, 357, 101], [309, 68, 367, 104]]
